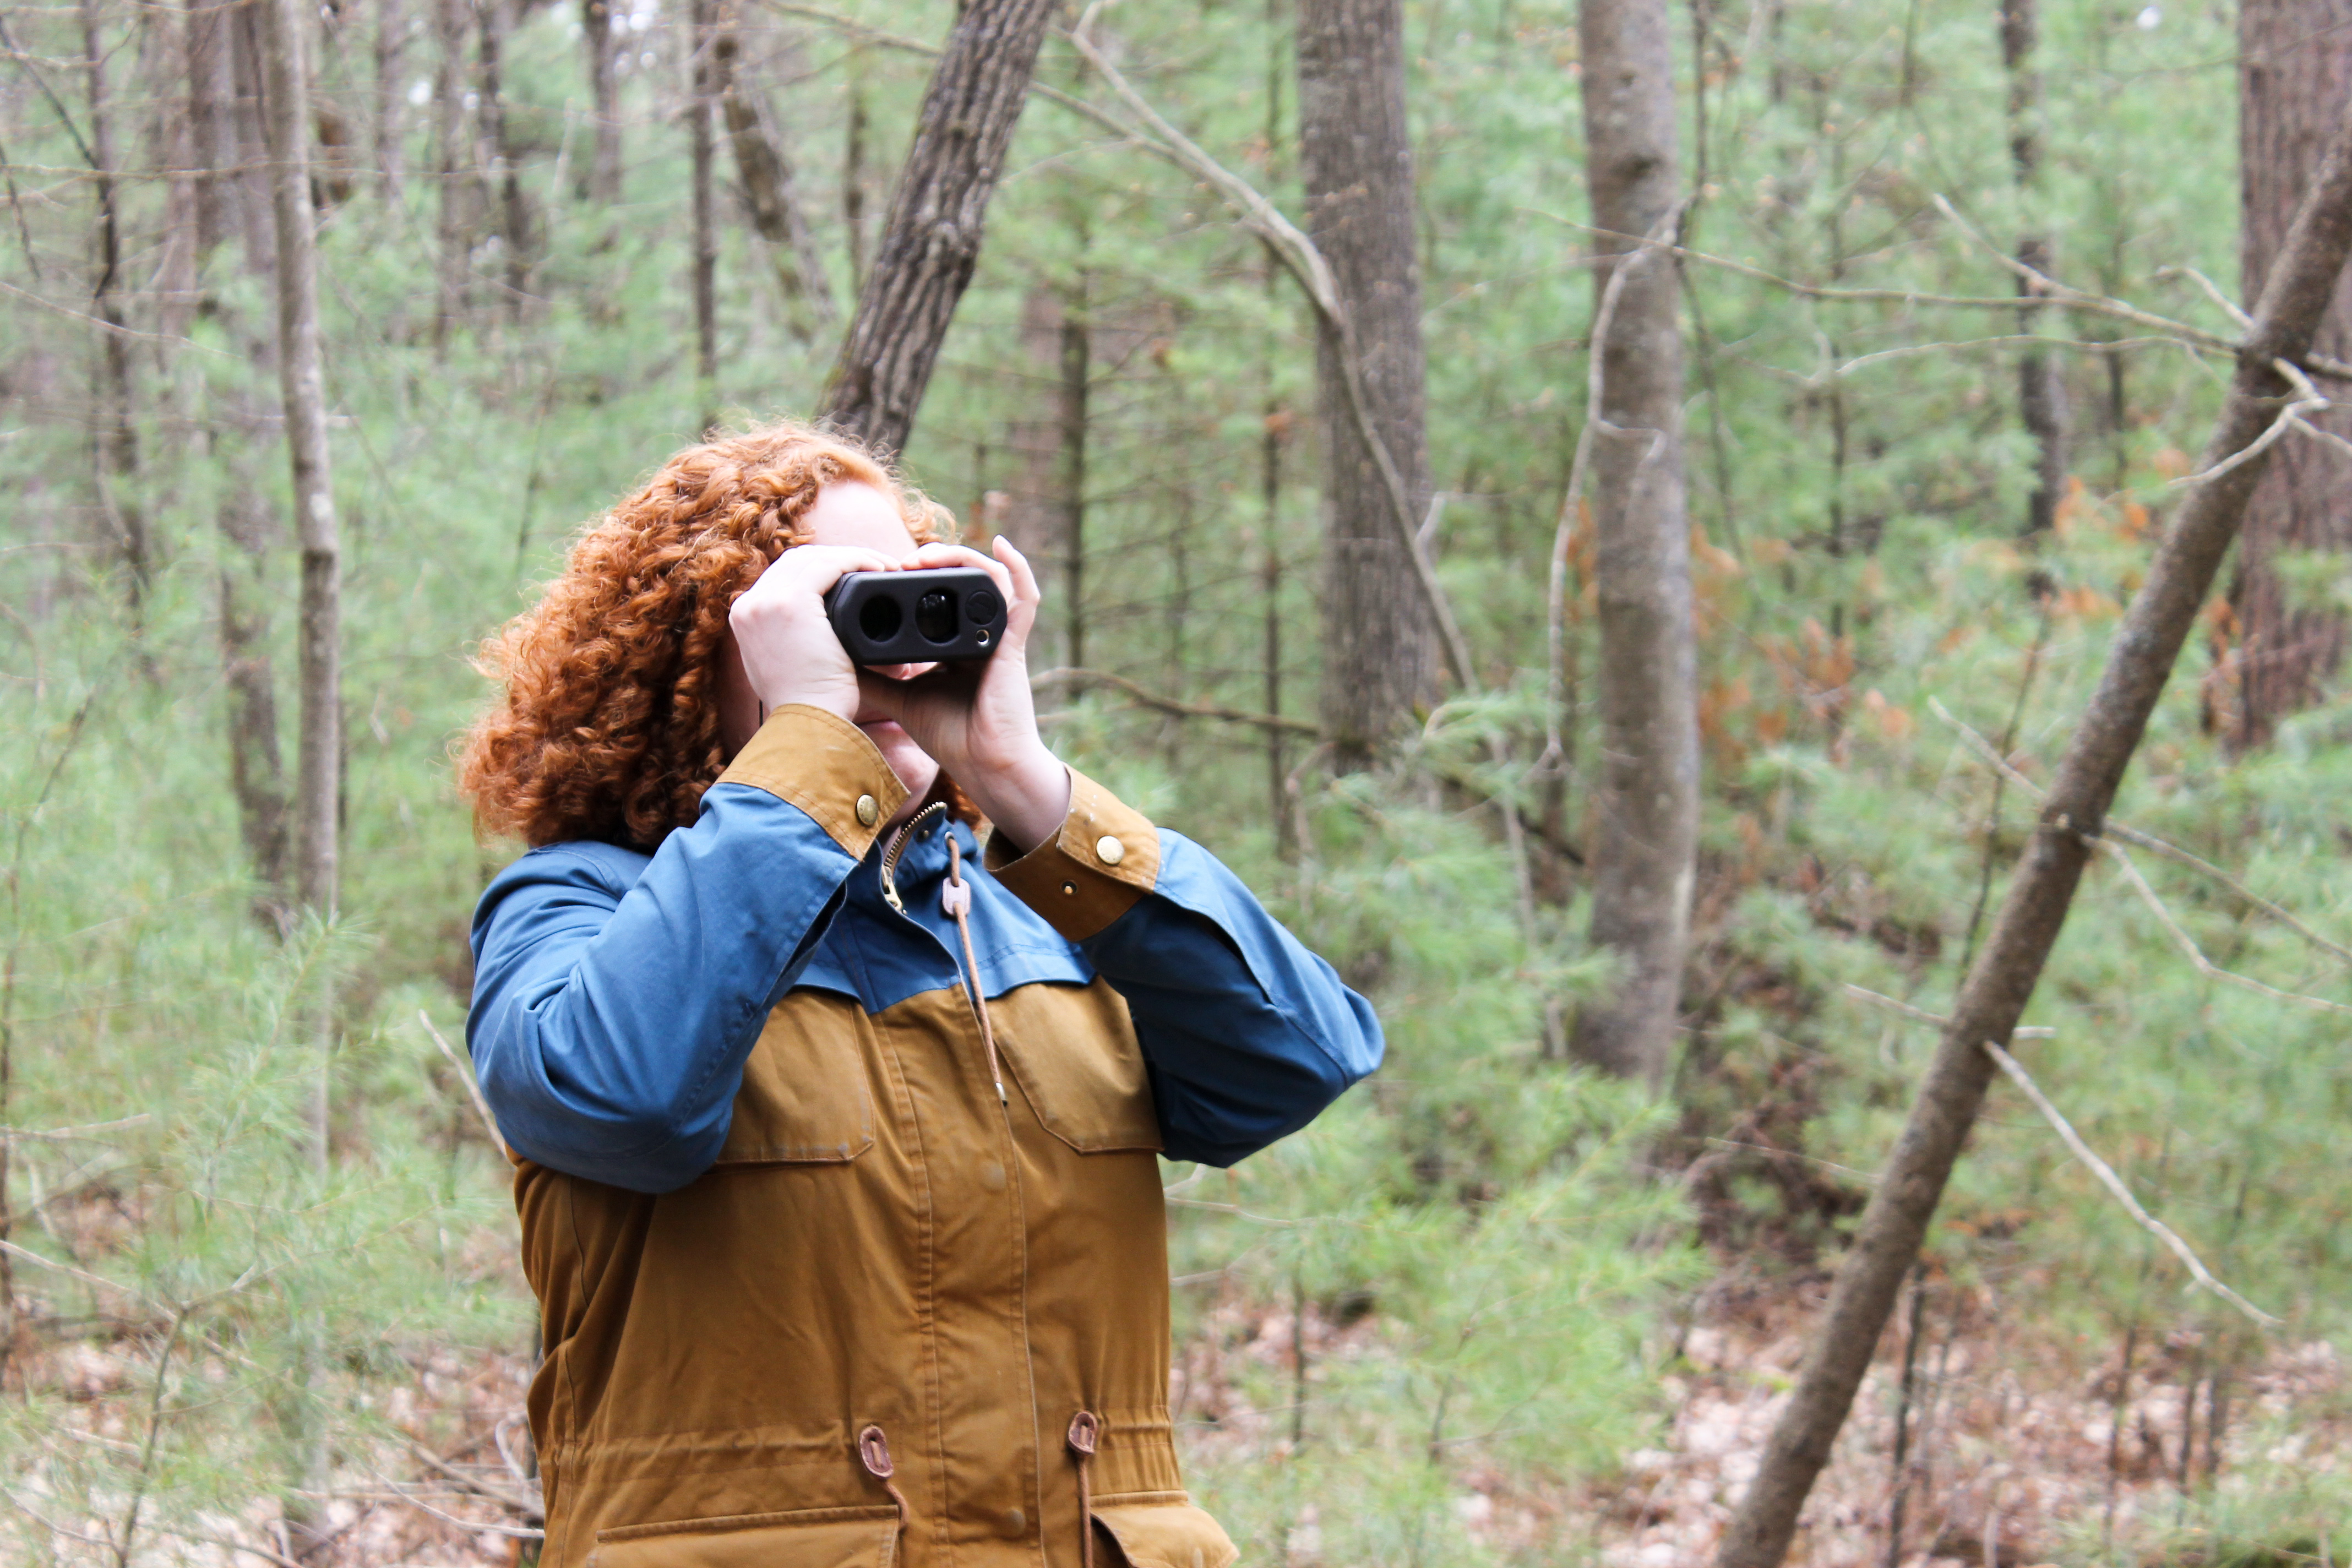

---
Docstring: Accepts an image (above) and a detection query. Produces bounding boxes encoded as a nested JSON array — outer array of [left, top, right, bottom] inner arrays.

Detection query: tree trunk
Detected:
[[477, 0, 531, 318], [689, 0, 719, 408], [1296, 0, 1435, 765], [257, 0, 341, 1532], [2228, 0, 2352, 745], [582, 0, 622, 201], [82, 0, 149, 609], [431, 0, 471, 347], [1059, 275, 1090, 671], [1567, 0, 1698, 1086], [820, 0, 1056, 455], [258, 0, 342, 927], [2002, 0, 2067, 537], [1713, 97, 2352, 1568], [711, 12, 835, 334], [372, 0, 407, 198], [843, 69, 869, 294]]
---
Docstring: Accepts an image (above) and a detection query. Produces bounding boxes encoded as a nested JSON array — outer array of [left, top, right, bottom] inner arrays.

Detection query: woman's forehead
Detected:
[[803, 480, 921, 553]]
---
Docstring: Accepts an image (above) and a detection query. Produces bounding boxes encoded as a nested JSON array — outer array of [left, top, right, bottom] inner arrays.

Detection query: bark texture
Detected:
[[1713, 95, 2352, 1568], [689, 0, 719, 396], [820, 0, 1055, 455], [83, 0, 148, 606], [1059, 279, 1091, 669], [1568, 0, 1699, 1086], [1296, 0, 1435, 763], [2001, 0, 2067, 537], [712, 14, 835, 331], [582, 0, 622, 202], [476, 0, 531, 317], [431, 0, 471, 347], [258, 0, 342, 923], [2229, 0, 2352, 743]]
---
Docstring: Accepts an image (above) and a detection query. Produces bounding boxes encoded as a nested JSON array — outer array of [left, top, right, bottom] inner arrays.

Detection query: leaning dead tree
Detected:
[[1296, 0, 1436, 763], [820, 0, 1056, 454], [1569, 0, 1699, 1087], [1714, 93, 2352, 1568]]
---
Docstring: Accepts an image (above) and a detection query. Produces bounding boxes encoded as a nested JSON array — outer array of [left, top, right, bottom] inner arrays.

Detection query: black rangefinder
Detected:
[[823, 568, 1007, 665]]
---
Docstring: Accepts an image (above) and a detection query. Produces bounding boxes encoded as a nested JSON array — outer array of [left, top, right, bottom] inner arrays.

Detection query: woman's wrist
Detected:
[[961, 745, 1072, 855]]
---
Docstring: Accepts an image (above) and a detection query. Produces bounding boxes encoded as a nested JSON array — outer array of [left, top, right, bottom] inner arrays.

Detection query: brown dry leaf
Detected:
[[2117, 499, 2153, 540], [2153, 445, 2192, 481]]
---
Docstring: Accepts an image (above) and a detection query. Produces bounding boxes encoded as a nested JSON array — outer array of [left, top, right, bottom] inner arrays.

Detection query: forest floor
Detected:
[[10, 1233, 2343, 1566]]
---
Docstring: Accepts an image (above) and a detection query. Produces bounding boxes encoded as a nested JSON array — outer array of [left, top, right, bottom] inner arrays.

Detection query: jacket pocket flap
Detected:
[[1092, 1501, 1239, 1568], [591, 1504, 900, 1568], [714, 995, 878, 1166], [994, 982, 1163, 1154]]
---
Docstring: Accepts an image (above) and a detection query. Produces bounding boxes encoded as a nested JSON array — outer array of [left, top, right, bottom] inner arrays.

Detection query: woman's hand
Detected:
[[728, 543, 901, 723], [855, 538, 1072, 852]]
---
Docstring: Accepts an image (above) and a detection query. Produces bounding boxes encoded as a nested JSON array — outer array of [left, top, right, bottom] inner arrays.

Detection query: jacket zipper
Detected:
[[878, 802, 1006, 1102], [879, 801, 950, 914]]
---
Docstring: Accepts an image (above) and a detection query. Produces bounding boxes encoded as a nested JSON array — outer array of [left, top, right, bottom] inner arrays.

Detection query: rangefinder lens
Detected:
[[858, 595, 903, 643], [965, 587, 1003, 625], [916, 590, 957, 643]]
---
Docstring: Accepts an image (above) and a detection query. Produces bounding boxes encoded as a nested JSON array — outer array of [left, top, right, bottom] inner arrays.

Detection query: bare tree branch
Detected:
[[1980, 1039, 2279, 1327]]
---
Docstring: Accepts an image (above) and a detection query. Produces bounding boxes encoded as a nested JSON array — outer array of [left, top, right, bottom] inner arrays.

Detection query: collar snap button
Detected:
[[855, 794, 880, 829], [1094, 835, 1125, 866]]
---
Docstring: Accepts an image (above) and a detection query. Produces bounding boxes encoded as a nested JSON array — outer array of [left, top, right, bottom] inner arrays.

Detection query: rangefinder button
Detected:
[[856, 794, 879, 829], [1095, 836, 1125, 866]]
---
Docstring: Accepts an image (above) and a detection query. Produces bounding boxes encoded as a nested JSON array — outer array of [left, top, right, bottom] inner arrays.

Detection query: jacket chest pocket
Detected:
[[992, 981, 1163, 1154], [712, 991, 878, 1165]]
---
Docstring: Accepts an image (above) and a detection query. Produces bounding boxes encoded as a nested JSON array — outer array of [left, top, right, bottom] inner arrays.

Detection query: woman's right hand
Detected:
[[727, 544, 899, 723]]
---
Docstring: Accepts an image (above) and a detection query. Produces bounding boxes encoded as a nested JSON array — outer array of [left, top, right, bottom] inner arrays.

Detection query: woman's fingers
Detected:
[[903, 541, 1014, 598], [992, 536, 1043, 655]]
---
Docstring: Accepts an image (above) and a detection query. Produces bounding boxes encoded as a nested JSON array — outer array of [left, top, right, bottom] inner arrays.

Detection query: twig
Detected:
[[1531, 212, 2352, 383], [1930, 696, 2352, 969], [1059, 12, 1479, 694], [1979, 1039, 2279, 1326], [405, 1439, 542, 1520], [2102, 844, 2352, 1016], [150, 1527, 304, 1568], [357, 1480, 546, 1540], [2158, 264, 2256, 330], [1842, 984, 2053, 1038], [0, 1114, 150, 1144], [2165, 358, 2328, 489], [417, 1010, 505, 1156], [1541, 216, 1654, 773], [1031, 667, 1320, 735]]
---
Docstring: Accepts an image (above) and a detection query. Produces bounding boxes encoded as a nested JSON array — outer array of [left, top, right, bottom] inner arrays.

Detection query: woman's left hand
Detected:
[[854, 537, 1072, 852]]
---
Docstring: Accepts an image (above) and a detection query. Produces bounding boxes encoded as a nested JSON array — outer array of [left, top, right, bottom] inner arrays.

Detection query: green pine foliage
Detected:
[[3, 0, 2350, 1560]]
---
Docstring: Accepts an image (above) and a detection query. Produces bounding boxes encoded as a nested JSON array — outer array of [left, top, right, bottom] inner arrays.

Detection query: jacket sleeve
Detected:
[[988, 771, 1382, 1166], [466, 707, 911, 1193]]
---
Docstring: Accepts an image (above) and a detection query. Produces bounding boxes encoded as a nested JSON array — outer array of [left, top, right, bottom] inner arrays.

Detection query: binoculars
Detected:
[[824, 568, 1008, 665]]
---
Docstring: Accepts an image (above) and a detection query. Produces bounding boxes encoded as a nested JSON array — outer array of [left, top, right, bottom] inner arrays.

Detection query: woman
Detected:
[[459, 422, 1380, 1568]]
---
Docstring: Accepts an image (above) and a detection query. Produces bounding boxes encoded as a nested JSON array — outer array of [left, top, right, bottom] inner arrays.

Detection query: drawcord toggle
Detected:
[[858, 1424, 911, 1529], [944, 837, 1007, 1104], [1066, 1411, 1101, 1568]]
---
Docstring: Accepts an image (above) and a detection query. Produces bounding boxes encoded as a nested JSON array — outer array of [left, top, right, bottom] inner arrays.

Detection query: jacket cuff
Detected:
[[715, 705, 910, 859], [986, 769, 1161, 941]]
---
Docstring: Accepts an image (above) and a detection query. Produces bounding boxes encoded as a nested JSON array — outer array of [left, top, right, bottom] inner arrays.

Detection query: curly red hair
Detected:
[[458, 421, 950, 849]]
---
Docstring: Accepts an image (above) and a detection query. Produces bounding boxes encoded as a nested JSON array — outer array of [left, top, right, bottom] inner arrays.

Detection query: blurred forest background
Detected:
[[4, 0, 2352, 1560]]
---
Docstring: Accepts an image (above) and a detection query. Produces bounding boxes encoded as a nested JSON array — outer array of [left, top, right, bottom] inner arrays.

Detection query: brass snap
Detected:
[[1094, 835, 1125, 866], [1061, 881, 1077, 896], [979, 1161, 1006, 1192], [855, 793, 879, 828], [1002, 1506, 1026, 1534]]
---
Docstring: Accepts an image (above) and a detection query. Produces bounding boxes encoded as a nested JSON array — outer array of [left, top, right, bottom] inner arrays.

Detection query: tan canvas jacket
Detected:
[[502, 721, 1256, 1568]]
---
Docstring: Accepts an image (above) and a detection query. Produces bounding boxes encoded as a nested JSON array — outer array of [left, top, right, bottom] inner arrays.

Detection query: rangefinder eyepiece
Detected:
[[823, 568, 1008, 665]]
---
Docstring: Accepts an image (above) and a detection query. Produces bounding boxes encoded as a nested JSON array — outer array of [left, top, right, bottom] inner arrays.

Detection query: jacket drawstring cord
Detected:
[[858, 1424, 911, 1532], [943, 837, 1006, 1104], [1066, 1410, 1101, 1568]]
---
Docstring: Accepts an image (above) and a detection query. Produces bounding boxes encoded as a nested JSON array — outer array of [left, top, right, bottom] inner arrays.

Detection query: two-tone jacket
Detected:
[[467, 706, 1383, 1568]]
